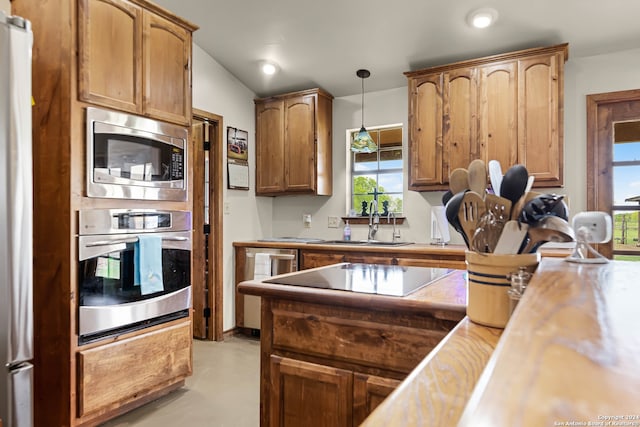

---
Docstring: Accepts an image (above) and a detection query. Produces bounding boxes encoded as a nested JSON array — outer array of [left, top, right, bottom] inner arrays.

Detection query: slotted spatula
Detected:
[[458, 191, 486, 247]]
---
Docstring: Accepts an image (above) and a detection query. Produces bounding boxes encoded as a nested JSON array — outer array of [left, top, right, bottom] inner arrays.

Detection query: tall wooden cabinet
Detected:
[[12, 0, 197, 425], [78, 0, 193, 125], [406, 43, 568, 191], [255, 88, 333, 196]]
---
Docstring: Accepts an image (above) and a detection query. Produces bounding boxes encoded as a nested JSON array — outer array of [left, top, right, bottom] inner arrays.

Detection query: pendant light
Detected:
[[351, 69, 377, 153]]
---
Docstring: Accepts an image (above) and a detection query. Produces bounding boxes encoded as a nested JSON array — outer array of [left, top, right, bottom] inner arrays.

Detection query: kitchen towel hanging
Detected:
[[253, 253, 272, 281], [134, 235, 164, 295]]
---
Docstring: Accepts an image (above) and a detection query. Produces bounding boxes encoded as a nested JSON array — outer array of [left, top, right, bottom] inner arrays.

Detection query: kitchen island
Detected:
[[239, 258, 640, 427], [238, 263, 472, 426]]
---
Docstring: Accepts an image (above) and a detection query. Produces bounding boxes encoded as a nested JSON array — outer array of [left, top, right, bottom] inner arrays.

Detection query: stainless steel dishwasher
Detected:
[[243, 248, 298, 330]]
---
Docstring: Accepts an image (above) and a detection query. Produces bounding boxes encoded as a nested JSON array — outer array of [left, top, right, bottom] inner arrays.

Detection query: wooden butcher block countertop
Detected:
[[364, 258, 640, 426]]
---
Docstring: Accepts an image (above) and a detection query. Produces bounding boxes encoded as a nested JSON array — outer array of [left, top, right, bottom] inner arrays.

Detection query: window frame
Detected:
[[346, 123, 404, 217]]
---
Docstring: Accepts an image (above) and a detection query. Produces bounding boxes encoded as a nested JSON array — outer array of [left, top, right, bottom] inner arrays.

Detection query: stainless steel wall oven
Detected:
[[77, 209, 192, 344], [86, 107, 188, 201]]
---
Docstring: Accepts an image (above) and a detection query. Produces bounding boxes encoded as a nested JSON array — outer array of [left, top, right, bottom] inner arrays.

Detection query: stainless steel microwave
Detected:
[[86, 107, 188, 201]]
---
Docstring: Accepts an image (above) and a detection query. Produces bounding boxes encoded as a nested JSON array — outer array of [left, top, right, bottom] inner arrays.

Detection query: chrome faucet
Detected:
[[368, 200, 379, 241], [388, 212, 400, 242]]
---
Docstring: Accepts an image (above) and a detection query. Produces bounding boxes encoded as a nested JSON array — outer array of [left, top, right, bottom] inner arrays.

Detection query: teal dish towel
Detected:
[[134, 235, 164, 295]]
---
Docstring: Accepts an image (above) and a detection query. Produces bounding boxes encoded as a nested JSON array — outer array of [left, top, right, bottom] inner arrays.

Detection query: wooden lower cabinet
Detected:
[[353, 374, 402, 425], [299, 249, 465, 270], [261, 298, 459, 426], [270, 356, 353, 427], [77, 321, 192, 420], [269, 356, 401, 427]]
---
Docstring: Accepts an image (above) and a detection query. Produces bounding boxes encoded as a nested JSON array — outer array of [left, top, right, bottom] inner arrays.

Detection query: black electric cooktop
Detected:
[[263, 263, 455, 297]]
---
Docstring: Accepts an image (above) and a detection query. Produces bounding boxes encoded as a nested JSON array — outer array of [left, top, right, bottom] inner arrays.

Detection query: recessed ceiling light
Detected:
[[467, 8, 498, 29], [261, 61, 278, 75]]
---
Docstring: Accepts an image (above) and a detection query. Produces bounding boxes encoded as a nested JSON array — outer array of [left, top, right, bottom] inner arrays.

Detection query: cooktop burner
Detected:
[[263, 263, 455, 297]]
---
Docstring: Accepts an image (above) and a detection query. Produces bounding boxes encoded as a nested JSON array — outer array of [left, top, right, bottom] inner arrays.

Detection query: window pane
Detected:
[[380, 149, 402, 170], [353, 152, 377, 172], [613, 210, 640, 254], [613, 140, 640, 162], [352, 175, 378, 195], [378, 173, 403, 193], [613, 165, 640, 205]]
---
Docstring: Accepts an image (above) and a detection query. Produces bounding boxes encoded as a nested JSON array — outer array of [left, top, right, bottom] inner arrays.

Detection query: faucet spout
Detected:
[[368, 200, 379, 241]]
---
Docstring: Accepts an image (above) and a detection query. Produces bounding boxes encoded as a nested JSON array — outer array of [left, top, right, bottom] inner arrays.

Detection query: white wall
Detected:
[[191, 45, 273, 331], [193, 44, 640, 330], [271, 87, 452, 245], [1, 0, 11, 15]]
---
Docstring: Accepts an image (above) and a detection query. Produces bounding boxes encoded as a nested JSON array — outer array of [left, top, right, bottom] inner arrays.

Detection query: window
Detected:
[[349, 125, 403, 216], [612, 121, 640, 261]]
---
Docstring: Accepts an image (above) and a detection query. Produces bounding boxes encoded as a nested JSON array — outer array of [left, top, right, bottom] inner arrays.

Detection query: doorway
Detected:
[[586, 89, 640, 260], [192, 109, 224, 340]]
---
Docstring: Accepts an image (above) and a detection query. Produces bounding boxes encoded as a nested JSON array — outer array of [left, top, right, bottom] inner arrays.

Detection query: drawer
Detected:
[[271, 301, 452, 374], [77, 321, 192, 417]]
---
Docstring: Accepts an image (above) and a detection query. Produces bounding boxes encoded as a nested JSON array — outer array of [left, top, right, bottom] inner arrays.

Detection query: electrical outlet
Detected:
[[303, 214, 312, 228], [224, 202, 231, 215], [328, 216, 340, 228]]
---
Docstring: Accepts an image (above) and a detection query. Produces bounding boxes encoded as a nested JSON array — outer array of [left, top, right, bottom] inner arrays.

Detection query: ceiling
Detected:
[[153, 0, 640, 98]]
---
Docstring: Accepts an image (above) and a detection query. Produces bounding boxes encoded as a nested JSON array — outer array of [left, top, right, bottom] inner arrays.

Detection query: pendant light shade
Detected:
[[351, 69, 377, 153]]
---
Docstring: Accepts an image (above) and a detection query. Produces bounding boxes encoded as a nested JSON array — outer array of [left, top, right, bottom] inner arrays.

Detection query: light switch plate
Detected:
[[328, 216, 340, 228]]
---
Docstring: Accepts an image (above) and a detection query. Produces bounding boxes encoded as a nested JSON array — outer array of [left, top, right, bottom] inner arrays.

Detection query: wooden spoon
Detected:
[[449, 168, 469, 194], [468, 159, 487, 197]]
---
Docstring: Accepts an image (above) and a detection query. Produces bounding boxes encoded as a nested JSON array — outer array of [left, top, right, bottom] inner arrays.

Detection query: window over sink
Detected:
[[348, 124, 404, 217]]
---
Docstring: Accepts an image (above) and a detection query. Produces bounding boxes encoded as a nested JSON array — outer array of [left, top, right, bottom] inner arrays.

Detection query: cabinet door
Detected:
[[478, 62, 518, 169], [443, 68, 478, 180], [78, 0, 142, 113], [270, 356, 353, 427], [284, 95, 316, 192], [353, 373, 401, 425], [518, 53, 563, 186], [408, 73, 444, 190], [300, 251, 345, 269], [143, 11, 192, 125], [256, 100, 286, 194]]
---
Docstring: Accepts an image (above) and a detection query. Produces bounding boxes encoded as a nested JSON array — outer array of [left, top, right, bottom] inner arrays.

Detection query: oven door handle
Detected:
[[85, 236, 189, 247], [85, 238, 138, 247]]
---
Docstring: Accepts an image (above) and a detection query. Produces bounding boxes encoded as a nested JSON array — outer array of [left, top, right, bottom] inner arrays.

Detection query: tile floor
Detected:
[[101, 335, 260, 426]]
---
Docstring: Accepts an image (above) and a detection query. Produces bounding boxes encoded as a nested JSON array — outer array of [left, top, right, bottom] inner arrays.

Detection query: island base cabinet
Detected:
[[77, 321, 192, 421], [270, 356, 353, 427], [353, 374, 402, 425], [269, 356, 401, 427]]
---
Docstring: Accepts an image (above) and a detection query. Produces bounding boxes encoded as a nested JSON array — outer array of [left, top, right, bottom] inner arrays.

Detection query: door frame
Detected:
[[586, 88, 640, 258], [192, 109, 224, 340]]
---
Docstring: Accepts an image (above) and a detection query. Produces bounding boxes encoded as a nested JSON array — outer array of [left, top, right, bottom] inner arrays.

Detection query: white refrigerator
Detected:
[[0, 11, 34, 427]]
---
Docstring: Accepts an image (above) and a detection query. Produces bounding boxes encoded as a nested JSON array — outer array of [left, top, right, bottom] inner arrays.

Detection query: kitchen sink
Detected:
[[317, 240, 413, 246]]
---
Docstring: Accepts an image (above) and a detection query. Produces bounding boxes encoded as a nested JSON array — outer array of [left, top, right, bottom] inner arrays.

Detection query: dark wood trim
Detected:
[[192, 108, 224, 341], [586, 88, 640, 258]]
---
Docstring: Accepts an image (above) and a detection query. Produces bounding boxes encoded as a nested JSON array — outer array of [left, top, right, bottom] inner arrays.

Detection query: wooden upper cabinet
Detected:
[[408, 73, 443, 189], [78, 0, 196, 126], [143, 12, 192, 125], [255, 88, 333, 196], [78, 0, 142, 113], [478, 61, 518, 169], [444, 68, 478, 178], [284, 95, 316, 191], [406, 43, 568, 191], [518, 52, 564, 185], [256, 100, 285, 193]]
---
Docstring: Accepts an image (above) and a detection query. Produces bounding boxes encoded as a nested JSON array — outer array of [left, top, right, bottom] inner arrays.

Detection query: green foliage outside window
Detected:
[[352, 176, 403, 215]]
